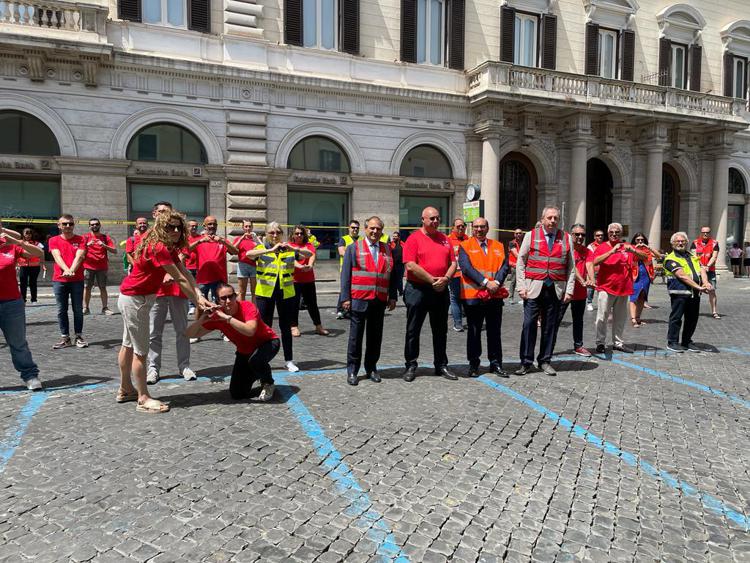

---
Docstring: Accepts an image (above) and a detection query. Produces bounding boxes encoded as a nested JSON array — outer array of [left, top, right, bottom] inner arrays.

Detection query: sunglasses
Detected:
[[218, 294, 236, 301], [60, 222, 74, 226], [701, 232, 710, 235], [350, 226, 359, 230], [294, 232, 304, 236], [573, 233, 585, 237], [166, 224, 183, 232], [455, 225, 466, 229]]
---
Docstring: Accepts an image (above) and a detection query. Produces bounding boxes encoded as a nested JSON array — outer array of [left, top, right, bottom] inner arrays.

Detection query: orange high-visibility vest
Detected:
[[350, 239, 392, 302], [459, 237, 506, 300], [525, 227, 569, 282]]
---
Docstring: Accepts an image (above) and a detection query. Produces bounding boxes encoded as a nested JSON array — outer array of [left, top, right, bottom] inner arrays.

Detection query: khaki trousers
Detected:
[[595, 292, 628, 347]]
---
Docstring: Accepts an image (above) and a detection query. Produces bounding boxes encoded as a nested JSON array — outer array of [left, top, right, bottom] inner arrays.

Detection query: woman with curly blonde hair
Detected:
[[117, 211, 214, 413]]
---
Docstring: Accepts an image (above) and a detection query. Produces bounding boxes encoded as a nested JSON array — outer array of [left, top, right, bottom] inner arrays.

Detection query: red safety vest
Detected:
[[525, 227, 570, 281], [460, 238, 506, 300], [350, 239, 392, 302], [508, 240, 519, 268], [692, 238, 717, 272]]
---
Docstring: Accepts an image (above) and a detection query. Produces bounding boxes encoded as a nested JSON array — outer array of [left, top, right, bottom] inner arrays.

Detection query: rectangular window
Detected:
[[416, 0, 444, 65], [129, 183, 206, 221], [303, 0, 337, 50], [734, 57, 746, 99], [671, 43, 686, 89], [142, 0, 185, 27], [0, 178, 60, 219], [288, 190, 347, 260], [598, 29, 617, 79], [399, 194, 449, 239], [513, 13, 537, 67]]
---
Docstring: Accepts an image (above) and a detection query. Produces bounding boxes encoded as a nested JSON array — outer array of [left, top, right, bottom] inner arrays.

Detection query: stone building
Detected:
[[1, 0, 749, 267]]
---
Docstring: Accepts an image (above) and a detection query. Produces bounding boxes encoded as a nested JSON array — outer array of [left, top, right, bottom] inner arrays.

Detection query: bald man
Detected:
[[190, 215, 238, 300], [402, 206, 457, 382]]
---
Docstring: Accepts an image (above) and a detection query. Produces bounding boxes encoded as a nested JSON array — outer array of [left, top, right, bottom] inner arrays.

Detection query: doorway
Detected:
[[586, 158, 613, 235]]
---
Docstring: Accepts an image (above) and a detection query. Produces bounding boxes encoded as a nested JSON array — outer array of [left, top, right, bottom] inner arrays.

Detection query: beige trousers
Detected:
[[595, 292, 628, 347]]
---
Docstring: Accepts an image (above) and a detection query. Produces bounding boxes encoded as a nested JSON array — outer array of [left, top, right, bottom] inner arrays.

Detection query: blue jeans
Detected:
[[199, 281, 221, 302], [53, 281, 84, 336], [448, 276, 463, 328], [0, 298, 39, 381]]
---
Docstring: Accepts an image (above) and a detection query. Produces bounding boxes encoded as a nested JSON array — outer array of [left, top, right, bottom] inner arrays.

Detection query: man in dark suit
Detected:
[[341, 216, 398, 385]]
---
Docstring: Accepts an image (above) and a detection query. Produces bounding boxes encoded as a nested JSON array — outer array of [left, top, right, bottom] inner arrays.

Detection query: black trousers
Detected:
[[19, 266, 40, 302], [668, 294, 701, 346], [404, 281, 449, 369], [230, 338, 280, 400], [293, 282, 322, 326], [256, 286, 295, 362], [557, 299, 586, 349], [464, 300, 503, 368], [347, 299, 387, 375], [520, 284, 562, 366]]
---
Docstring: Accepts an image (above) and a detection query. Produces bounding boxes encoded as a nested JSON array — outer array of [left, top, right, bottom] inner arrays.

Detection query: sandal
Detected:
[[136, 398, 170, 413], [291, 326, 301, 337], [713, 312, 721, 319], [315, 326, 330, 336], [636, 318, 645, 325], [116, 388, 138, 403], [631, 318, 640, 327]]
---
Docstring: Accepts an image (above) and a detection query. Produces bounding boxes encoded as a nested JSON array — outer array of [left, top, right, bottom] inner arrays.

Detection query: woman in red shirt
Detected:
[[233, 220, 260, 302], [17, 228, 45, 303], [117, 211, 213, 413], [288, 224, 329, 337]]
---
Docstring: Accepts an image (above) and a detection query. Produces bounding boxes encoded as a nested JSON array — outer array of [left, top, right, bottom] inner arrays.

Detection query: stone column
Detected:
[[480, 133, 501, 238], [643, 146, 664, 248], [711, 154, 730, 269], [568, 140, 588, 227]]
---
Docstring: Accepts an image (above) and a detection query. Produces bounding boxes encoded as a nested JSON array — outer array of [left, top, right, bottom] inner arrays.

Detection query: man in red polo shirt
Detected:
[[48, 214, 88, 349], [125, 217, 149, 272], [402, 206, 457, 382], [190, 215, 239, 301], [506, 228, 524, 304], [447, 218, 468, 332], [691, 226, 720, 319], [82, 217, 116, 316]]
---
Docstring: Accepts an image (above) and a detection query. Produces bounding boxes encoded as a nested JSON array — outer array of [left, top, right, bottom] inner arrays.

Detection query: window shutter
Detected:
[[723, 52, 734, 96], [340, 0, 359, 55], [621, 29, 635, 81], [188, 0, 210, 33], [658, 37, 671, 86], [285, 0, 303, 46], [689, 44, 702, 92], [118, 0, 141, 22], [540, 13, 557, 70], [448, 0, 465, 70], [584, 22, 599, 75], [401, 0, 417, 63], [500, 6, 515, 63]]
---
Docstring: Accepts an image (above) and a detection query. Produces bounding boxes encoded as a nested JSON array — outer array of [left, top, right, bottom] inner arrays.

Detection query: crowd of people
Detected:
[[0, 201, 726, 413]]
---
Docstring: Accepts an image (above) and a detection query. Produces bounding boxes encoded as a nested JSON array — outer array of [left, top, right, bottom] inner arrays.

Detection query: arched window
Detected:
[[399, 145, 452, 178], [729, 168, 746, 194], [0, 111, 60, 156], [498, 153, 537, 230], [126, 123, 207, 164], [287, 136, 351, 173]]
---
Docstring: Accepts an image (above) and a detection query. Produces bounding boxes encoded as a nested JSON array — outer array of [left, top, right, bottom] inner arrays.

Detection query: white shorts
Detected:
[[118, 293, 156, 357]]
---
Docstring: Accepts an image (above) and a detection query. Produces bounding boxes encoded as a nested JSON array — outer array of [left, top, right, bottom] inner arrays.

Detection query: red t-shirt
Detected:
[[591, 241, 635, 296], [120, 242, 179, 296], [16, 243, 43, 267], [203, 301, 278, 355], [185, 234, 201, 270], [0, 242, 23, 301], [572, 245, 591, 301], [82, 233, 113, 271], [289, 242, 316, 283], [156, 276, 187, 298], [403, 229, 454, 283], [48, 234, 86, 282], [195, 239, 228, 284], [125, 232, 144, 256], [233, 235, 258, 267]]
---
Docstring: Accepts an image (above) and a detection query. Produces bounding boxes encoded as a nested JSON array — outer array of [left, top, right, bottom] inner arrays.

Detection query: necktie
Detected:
[[480, 241, 487, 255], [370, 243, 378, 263]]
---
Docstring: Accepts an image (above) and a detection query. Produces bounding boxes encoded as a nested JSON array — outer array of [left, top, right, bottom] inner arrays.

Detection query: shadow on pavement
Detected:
[[166, 384, 300, 408], [0, 374, 112, 392]]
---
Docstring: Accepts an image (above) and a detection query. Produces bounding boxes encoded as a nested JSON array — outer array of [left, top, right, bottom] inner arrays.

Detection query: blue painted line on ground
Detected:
[[721, 347, 750, 357], [276, 374, 409, 562], [0, 393, 48, 475], [476, 375, 750, 531]]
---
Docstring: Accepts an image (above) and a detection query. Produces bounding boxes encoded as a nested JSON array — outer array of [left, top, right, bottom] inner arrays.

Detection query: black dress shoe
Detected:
[[435, 366, 458, 380], [490, 364, 509, 378], [514, 364, 530, 376], [347, 372, 358, 386], [595, 344, 606, 354], [467, 366, 480, 378], [367, 370, 381, 383], [402, 366, 417, 382]]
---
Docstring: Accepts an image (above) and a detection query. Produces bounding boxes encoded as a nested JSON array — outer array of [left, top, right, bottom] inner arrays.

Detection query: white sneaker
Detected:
[[146, 368, 159, 384], [285, 361, 299, 373], [188, 306, 196, 315], [223, 335, 230, 342], [182, 367, 197, 381], [586, 303, 594, 312], [26, 377, 43, 391], [258, 383, 275, 402], [189, 337, 200, 344]]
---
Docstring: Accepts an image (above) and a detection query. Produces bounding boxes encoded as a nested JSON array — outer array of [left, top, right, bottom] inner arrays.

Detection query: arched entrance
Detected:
[[661, 163, 681, 250], [728, 167, 746, 247], [498, 152, 537, 231], [586, 158, 613, 234]]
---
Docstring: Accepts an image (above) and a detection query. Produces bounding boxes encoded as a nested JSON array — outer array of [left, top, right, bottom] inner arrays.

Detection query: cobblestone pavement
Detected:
[[1, 276, 750, 562]]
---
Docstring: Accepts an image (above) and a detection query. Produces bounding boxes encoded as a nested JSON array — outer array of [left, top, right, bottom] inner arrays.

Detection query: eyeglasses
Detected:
[[674, 240, 688, 244], [350, 226, 359, 230], [166, 224, 183, 232], [217, 294, 236, 302], [455, 224, 466, 229], [60, 222, 74, 226], [701, 232, 710, 235], [89, 223, 100, 226], [572, 233, 585, 237]]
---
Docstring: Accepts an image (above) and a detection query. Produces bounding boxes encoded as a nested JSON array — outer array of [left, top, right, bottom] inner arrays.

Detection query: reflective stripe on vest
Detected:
[[664, 251, 702, 295], [339, 234, 358, 271], [350, 239, 392, 302], [459, 238, 506, 300], [525, 227, 569, 281], [255, 248, 296, 299]]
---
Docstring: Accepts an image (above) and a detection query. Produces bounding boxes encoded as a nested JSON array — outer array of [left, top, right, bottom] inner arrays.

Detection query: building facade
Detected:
[[1, 0, 750, 267]]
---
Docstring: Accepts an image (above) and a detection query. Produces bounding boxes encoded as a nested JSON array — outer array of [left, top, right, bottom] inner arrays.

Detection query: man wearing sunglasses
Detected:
[[336, 220, 361, 319], [82, 218, 116, 316], [49, 215, 88, 349], [190, 216, 239, 301], [690, 227, 720, 319], [586, 230, 604, 311]]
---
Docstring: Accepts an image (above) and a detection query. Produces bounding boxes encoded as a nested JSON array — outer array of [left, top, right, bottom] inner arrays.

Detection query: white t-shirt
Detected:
[[745, 246, 750, 259]]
